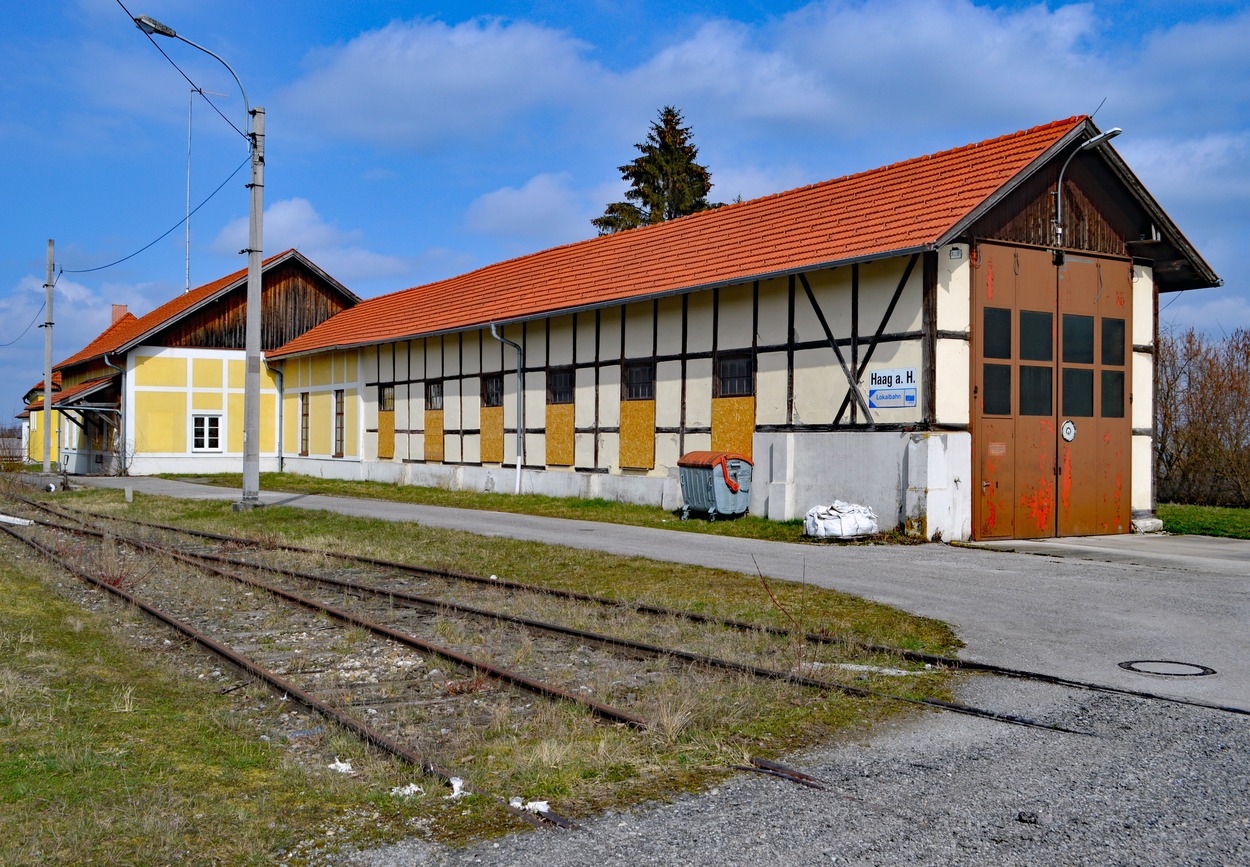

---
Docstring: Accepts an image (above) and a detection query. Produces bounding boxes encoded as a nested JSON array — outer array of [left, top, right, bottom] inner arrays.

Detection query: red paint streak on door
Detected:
[[1061, 447, 1073, 511], [986, 259, 994, 300], [1020, 478, 1055, 531]]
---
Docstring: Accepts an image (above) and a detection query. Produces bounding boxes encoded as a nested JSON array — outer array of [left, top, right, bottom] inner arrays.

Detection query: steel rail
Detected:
[[26, 510, 1086, 736], [37, 499, 1250, 718], [29, 515, 651, 731], [0, 521, 574, 830]]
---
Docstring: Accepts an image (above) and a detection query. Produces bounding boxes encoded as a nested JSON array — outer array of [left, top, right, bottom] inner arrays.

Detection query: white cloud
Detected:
[[280, 17, 601, 149], [464, 173, 595, 248], [213, 197, 409, 283], [1160, 288, 1250, 335]]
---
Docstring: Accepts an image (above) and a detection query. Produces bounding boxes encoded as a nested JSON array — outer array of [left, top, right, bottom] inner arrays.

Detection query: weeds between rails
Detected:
[[16, 497, 1083, 735], [31, 496, 1250, 719]]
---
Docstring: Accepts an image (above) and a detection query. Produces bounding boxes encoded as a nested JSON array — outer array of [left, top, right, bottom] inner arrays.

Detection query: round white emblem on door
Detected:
[[1061, 419, 1077, 442]]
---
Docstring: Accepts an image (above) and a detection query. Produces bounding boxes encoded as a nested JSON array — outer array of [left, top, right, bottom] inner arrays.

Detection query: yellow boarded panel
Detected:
[[711, 396, 755, 460], [134, 392, 186, 453], [192, 391, 223, 411], [310, 391, 332, 455], [619, 400, 656, 469], [192, 358, 223, 389], [546, 403, 574, 466], [480, 405, 504, 463], [425, 409, 445, 462], [133, 356, 186, 387], [378, 410, 395, 459]]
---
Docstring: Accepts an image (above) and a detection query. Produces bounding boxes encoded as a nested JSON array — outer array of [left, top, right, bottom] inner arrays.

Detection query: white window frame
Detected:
[[192, 413, 222, 452]]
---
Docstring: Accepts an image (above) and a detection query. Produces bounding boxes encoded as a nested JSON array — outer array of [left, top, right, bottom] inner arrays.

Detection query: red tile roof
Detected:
[[23, 375, 116, 411], [272, 117, 1087, 359], [55, 249, 352, 370]]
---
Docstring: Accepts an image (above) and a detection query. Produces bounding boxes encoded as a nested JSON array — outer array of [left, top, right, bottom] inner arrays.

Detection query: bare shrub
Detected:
[[1157, 327, 1250, 505]]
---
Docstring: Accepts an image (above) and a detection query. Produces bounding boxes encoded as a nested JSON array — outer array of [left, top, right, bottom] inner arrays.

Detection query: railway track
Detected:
[[6, 491, 1239, 828]]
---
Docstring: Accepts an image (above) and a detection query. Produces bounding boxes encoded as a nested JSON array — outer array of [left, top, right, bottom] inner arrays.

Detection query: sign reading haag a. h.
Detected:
[[867, 367, 917, 409]]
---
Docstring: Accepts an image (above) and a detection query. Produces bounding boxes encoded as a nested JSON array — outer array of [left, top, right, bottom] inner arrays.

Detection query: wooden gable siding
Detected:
[[151, 262, 355, 352], [970, 157, 1147, 257], [60, 360, 117, 390]]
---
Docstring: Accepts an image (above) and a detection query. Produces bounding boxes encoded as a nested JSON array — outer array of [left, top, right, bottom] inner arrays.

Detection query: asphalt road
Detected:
[[72, 475, 1249, 714]]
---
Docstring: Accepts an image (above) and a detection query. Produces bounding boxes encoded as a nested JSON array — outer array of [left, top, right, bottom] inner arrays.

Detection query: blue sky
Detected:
[[2, 0, 1246, 421]]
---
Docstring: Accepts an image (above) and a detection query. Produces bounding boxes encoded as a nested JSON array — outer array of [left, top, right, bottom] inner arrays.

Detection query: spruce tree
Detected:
[[592, 106, 716, 235]]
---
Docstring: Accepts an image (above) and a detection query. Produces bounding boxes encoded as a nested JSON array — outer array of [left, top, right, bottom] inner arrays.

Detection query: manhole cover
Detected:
[[1118, 660, 1216, 677]]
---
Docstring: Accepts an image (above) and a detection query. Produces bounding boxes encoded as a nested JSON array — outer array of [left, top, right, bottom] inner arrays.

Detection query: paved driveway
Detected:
[[73, 476, 1250, 712]]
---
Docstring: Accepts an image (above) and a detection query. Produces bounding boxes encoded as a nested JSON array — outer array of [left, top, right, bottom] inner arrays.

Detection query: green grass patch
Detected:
[[0, 547, 426, 866], [1157, 502, 1250, 539], [160, 472, 923, 545]]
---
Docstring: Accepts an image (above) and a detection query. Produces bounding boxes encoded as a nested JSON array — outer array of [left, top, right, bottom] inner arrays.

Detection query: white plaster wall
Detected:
[[718, 283, 754, 349], [756, 277, 789, 345], [749, 430, 972, 540], [656, 295, 683, 355]]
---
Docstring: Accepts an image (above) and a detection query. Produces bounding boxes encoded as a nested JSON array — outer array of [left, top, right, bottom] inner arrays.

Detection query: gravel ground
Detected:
[[331, 675, 1250, 866]]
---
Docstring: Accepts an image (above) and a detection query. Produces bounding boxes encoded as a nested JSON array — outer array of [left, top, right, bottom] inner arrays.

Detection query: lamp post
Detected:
[[1053, 127, 1121, 261], [135, 15, 264, 509]]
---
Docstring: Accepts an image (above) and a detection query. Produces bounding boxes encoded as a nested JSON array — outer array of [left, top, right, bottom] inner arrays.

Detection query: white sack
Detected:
[[803, 500, 878, 538]]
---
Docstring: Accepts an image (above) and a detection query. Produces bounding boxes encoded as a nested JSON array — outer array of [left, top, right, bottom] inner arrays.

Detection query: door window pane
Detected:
[[1062, 368, 1094, 417], [1020, 311, 1053, 361], [983, 363, 1011, 415], [1102, 318, 1125, 367], [1020, 366, 1052, 416], [1063, 315, 1094, 364], [1101, 370, 1125, 418], [983, 308, 1011, 359]]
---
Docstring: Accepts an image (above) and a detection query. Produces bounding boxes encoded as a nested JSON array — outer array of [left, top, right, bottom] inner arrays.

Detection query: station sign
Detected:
[[867, 367, 918, 409]]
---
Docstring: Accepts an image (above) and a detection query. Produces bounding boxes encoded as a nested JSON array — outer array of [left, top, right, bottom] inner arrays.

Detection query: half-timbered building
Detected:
[[268, 118, 1217, 540]]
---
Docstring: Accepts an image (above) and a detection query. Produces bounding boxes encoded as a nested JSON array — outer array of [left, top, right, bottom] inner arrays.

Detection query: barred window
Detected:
[[547, 367, 574, 405], [482, 373, 504, 408], [716, 353, 753, 397], [333, 390, 345, 456], [623, 361, 655, 401], [299, 393, 310, 455], [378, 384, 395, 412], [425, 380, 443, 411]]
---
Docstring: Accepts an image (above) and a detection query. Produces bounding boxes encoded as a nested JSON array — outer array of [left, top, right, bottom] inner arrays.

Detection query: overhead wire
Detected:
[[0, 301, 47, 347], [44, 0, 256, 280], [58, 154, 250, 276]]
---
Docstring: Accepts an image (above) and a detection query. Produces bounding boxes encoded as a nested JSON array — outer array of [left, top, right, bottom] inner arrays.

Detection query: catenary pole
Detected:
[[42, 239, 53, 475]]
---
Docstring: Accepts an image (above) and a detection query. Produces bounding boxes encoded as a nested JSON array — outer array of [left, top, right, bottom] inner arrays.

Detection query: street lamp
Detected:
[[1053, 127, 1121, 262], [135, 14, 265, 509]]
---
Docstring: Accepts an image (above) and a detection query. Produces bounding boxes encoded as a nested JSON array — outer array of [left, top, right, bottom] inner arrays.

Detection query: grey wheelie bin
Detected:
[[677, 451, 753, 521]]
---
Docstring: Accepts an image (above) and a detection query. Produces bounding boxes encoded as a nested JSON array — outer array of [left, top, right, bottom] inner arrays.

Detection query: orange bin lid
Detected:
[[677, 450, 753, 468]]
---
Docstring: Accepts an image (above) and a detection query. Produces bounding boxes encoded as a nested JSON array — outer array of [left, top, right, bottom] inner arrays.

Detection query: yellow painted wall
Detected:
[[344, 389, 358, 457], [283, 392, 300, 454], [192, 392, 223, 411], [26, 410, 61, 463], [310, 356, 333, 387], [133, 355, 186, 387], [192, 358, 223, 389], [133, 392, 186, 453], [310, 391, 332, 455]]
